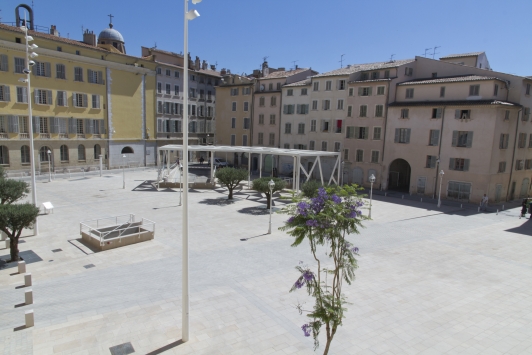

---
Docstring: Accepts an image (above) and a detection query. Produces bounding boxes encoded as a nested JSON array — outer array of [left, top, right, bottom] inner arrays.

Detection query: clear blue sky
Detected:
[[2, 0, 531, 76]]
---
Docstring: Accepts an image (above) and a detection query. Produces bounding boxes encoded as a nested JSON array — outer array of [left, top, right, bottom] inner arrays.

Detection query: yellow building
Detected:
[[0, 7, 156, 172]]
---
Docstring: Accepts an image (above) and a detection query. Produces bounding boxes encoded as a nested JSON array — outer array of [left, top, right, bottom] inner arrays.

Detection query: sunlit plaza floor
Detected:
[[1, 169, 531, 355]]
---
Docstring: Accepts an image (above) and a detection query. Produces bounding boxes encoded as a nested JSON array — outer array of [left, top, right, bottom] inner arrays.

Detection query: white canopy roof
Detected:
[[158, 145, 341, 158]]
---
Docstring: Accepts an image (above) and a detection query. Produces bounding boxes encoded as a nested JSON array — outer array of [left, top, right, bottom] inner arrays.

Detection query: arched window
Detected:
[[60, 145, 69, 162], [94, 144, 101, 159], [78, 145, 86, 161], [39, 146, 51, 162], [121, 146, 134, 154], [20, 145, 30, 164], [0, 146, 9, 165]]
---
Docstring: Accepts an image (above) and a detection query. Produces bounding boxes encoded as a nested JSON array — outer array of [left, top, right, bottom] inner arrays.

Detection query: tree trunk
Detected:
[[9, 237, 19, 262], [228, 188, 233, 199]]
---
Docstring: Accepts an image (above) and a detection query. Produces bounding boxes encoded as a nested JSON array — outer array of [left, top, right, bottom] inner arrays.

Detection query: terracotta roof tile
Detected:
[[313, 59, 415, 78], [439, 52, 484, 60], [285, 79, 311, 87], [389, 100, 519, 107], [261, 68, 310, 79], [398, 75, 507, 86]]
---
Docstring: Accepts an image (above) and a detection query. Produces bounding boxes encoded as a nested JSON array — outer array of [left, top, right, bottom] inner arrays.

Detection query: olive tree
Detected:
[[215, 167, 248, 199], [280, 185, 367, 355], [0, 167, 39, 261], [252, 177, 286, 209]]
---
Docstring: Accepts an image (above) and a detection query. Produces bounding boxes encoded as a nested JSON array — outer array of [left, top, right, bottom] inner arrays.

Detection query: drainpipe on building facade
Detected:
[[380, 80, 392, 190], [250, 83, 255, 170], [433, 106, 446, 199], [506, 109, 522, 201]]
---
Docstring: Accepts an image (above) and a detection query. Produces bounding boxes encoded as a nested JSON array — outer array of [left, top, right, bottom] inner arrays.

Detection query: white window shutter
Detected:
[[100, 120, 105, 134], [34, 89, 39, 104], [47, 90, 52, 104], [69, 118, 76, 133], [32, 116, 40, 133], [8, 115, 19, 133], [4, 86, 10, 102], [83, 94, 88, 107]]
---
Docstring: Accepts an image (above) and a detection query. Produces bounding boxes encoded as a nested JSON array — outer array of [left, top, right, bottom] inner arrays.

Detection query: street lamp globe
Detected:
[[369, 174, 376, 183]]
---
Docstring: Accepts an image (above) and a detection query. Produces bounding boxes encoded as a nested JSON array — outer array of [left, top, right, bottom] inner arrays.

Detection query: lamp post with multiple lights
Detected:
[[122, 154, 126, 189], [268, 179, 275, 234], [438, 170, 444, 207], [47, 150, 52, 182], [369, 174, 375, 218], [182, 0, 202, 343], [19, 19, 39, 235]]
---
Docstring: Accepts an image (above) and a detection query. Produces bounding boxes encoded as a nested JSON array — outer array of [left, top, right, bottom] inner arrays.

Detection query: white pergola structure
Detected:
[[157, 145, 341, 191]]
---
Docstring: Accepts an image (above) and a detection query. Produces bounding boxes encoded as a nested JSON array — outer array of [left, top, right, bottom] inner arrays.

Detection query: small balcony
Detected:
[[19, 133, 29, 139], [93, 134, 101, 139], [40, 133, 51, 139], [77, 134, 86, 139], [59, 133, 68, 139], [0, 133, 8, 139]]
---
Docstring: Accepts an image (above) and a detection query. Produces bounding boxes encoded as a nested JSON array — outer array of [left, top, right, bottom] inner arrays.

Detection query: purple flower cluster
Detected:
[[293, 268, 314, 289], [306, 219, 318, 227], [301, 323, 311, 337], [344, 241, 359, 254]]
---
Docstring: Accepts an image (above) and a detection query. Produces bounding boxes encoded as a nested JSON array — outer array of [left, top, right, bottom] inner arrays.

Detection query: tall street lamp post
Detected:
[[179, 164, 183, 206], [268, 179, 275, 234], [182, 0, 202, 343], [47, 150, 52, 182], [369, 174, 375, 218], [438, 170, 444, 207], [19, 18, 39, 235], [122, 154, 126, 189]]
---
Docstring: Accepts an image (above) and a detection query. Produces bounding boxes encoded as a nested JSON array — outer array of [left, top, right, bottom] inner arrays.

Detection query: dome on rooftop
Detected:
[[98, 26, 124, 43]]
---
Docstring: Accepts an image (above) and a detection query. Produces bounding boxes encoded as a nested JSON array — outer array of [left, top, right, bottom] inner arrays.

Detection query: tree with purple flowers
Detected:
[[280, 185, 366, 354]]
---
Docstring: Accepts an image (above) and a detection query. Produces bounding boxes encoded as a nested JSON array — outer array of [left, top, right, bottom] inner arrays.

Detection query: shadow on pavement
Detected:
[[0, 250, 43, 270], [505, 218, 532, 236], [198, 198, 236, 206]]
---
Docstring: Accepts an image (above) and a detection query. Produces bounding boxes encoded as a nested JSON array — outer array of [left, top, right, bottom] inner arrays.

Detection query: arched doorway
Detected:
[[388, 159, 411, 191], [121, 146, 134, 154]]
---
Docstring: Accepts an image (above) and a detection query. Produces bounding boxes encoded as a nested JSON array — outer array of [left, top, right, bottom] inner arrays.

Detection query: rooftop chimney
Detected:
[[83, 29, 96, 46], [50, 25, 59, 36], [262, 60, 269, 77], [195, 56, 200, 70], [202, 60, 208, 70], [220, 68, 227, 76], [210, 64, 216, 70]]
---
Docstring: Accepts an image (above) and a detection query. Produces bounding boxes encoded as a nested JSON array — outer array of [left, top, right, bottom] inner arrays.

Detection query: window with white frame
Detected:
[[322, 100, 330, 110], [321, 141, 327, 151], [312, 100, 318, 110], [230, 135, 236, 146], [469, 85, 480, 96], [335, 119, 343, 133], [309, 140, 315, 150], [337, 99, 344, 110], [359, 87, 371, 96], [355, 149, 363, 162], [298, 123, 305, 134], [325, 81, 332, 91], [373, 127, 381, 140], [258, 133, 264, 145], [343, 149, 349, 160], [242, 135, 248, 146], [498, 161, 506, 173], [243, 118, 250, 129], [400, 108, 409, 119], [244, 102, 249, 111], [156, 68, 162, 75], [310, 120, 316, 132], [91, 95, 100, 109], [231, 117, 236, 128], [34, 61, 51, 77], [0, 85, 10, 102], [269, 133, 275, 146], [16, 87, 27, 103], [377, 86, 385, 95], [347, 106, 352, 117], [375, 105, 384, 117], [301, 88, 308, 95], [287, 89, 293, 96], [283, 104, 295, 114], [258, 114, 264, 125], [395, 128, 411, 143], [405, 88, 414, 99], [296, 104, 309, 114], [57, 91, 67, 106], [87, 69, 103, 84], [313, 82, 319, 91], [440, 87, 446, 97], [15, 57, 25, 74], [56, 64, 66, 79], [259, 97, 265, 106], [74, 67, 83, 82], [346, 126, 354, 138], [269, 114, 276, 125], [157, 82, 162, 94], [371, 150, 379, 163], [338, 80, 346, 90], [285, 123, 292, 134], [35, 89, 52, 105], [321, 120, 330, 132], [231, 88, 239, 96], [270, 96, 277, 106], [334, 142, 341, 152], [429, 130, 440, 146], [355, 127, 369, 139], [232, 102, 237, 111], [449, 159, 470, 172], [0, 55, 7, 72], [349, 88, 354, 96], [165, 84, 171, 94], [359, 105, 367, 117], [165, 69, 171, 76], [426, 155, 437, 168]]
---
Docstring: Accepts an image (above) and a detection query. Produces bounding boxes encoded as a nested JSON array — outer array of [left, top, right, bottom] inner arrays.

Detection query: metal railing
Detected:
[[80, 214, 156, 246]]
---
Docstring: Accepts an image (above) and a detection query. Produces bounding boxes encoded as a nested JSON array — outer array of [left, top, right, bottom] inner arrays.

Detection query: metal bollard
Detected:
[[25, 310, 34, 327], [496, 209, 499, 215], [402, 195, 404, 199], [25, 289, 33, 305], [502, 205, 505, 210], [460, 204, 462, 208], [24, 273, 32, 287], [18, 261, 26, 274], [421, 198, 422, 202], [478, 207, 480, 212], [385, 192, 387, 196]]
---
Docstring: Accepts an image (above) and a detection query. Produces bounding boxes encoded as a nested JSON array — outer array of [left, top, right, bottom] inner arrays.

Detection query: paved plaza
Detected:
[[1, 169, 532, 355]]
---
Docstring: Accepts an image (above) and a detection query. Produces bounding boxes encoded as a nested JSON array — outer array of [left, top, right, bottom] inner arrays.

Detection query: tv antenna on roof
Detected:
[[292, 60, 299, 69], [424, 48, 432, 57], [263, 56, 269, 62], [339, 54, 346, 68], [432, 46, 440, 59], [389, 54, 395, 62]]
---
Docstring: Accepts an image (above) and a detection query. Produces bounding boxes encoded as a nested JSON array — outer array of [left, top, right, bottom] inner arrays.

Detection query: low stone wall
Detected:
[[81, 227, 154, 251], [158, 181, 215, 189]]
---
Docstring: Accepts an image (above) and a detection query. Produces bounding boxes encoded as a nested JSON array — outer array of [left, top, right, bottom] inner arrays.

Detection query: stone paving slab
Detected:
[[0, 170, 531, 354]]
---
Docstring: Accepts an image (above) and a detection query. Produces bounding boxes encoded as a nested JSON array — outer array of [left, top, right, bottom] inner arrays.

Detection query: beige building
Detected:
[[214, 72, 254, 166], [252, 61, 316, 172]]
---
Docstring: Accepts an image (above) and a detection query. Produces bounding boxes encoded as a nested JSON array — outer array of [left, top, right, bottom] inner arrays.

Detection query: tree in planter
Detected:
[[252, 177, 286, 209], [301, 180, 323, 198], [0, 167, 39, 262], [0, 203, 39, 262], [215, 167, 249, 199], [280, 185, 367, 355]]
